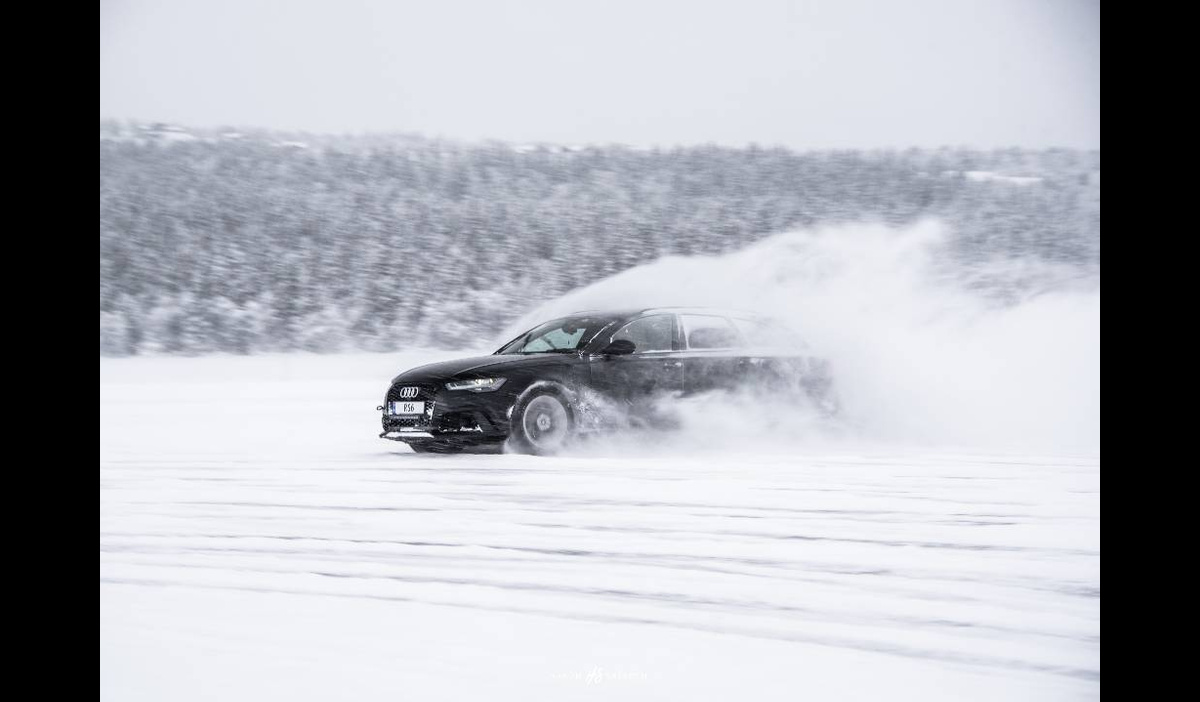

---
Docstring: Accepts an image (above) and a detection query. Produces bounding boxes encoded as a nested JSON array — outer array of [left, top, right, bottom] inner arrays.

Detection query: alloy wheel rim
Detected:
[[523, 396, 568, 449]]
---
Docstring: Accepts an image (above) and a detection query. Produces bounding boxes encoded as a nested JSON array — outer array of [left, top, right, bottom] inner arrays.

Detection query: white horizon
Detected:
[[100, 0, 1100, 151]]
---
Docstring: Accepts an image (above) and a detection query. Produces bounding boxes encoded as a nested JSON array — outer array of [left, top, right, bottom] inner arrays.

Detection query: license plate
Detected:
[[388, 401, 425, 415]]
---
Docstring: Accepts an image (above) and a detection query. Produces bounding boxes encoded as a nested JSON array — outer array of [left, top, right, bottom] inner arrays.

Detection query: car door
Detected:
[[588, 314, 684, 408], [725, 315, 790, 389], [678, 314, 747, 394]]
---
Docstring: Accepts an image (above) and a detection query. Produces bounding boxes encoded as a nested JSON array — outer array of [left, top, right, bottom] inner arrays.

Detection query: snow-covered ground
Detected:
[[100, 353, 1099, 700]]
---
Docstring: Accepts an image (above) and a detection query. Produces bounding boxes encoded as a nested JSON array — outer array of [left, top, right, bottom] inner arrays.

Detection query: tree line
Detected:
[[99, 122, 1100, 355]]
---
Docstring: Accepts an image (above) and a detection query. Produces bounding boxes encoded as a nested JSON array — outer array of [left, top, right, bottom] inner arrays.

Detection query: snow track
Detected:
[[100, 354, 1099, 700]]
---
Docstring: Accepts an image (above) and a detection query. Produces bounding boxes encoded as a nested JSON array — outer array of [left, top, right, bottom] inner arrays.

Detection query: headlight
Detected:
[[445, 377, 507, 392]]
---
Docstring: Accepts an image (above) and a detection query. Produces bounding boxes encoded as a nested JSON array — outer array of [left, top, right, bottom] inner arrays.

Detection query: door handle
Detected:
[[663, 361, 682, 368]]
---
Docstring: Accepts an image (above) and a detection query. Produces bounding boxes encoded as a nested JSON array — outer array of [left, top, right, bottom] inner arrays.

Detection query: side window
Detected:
[[611, 315, 675, 353], [681, 315, 742, 350], [731, 317, 803, 348]]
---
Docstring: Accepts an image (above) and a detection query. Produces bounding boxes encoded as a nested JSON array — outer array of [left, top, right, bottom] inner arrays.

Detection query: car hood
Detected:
[[390, 354, 574, 384]]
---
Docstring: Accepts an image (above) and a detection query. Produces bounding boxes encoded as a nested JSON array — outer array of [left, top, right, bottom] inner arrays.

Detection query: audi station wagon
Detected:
[[380, 308, 835, 454]]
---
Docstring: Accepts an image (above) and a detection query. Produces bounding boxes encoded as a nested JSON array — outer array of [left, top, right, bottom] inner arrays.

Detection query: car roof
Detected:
[[564, 307, 763, 320]]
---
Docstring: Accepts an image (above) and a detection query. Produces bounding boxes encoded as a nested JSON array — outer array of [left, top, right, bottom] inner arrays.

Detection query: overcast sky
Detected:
[[99, 0, 1100, 149]]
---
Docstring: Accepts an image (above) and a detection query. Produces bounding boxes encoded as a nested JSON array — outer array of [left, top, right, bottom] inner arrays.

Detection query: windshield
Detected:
[[496, 316, 617, 355]]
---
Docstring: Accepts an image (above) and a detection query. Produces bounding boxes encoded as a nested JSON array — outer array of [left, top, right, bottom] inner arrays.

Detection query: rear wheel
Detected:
[[510, 392, 574, 455]]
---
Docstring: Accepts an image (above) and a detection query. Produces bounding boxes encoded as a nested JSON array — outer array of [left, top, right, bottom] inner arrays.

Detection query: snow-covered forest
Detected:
[[99, 122, 1100, 355]]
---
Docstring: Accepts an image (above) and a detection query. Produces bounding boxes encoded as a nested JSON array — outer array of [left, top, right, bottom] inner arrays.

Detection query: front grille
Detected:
[[385, 414, 428, 429], [386, 383, 438, 403], [384, 383, 438, 427]]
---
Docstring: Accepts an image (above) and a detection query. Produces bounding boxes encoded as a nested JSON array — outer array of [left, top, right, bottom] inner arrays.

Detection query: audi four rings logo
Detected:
[[398, 386, 419, 399]]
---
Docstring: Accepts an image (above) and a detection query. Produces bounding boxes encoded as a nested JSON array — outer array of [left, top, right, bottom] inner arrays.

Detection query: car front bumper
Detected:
[[380, 381, 516, 444]]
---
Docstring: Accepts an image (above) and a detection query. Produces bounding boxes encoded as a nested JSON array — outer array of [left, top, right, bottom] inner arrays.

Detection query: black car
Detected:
[[379, 308, 835, 454]]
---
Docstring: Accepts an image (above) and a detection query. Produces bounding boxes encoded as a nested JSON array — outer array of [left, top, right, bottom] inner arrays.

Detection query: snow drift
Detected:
[[506, 221, 1100, 453]]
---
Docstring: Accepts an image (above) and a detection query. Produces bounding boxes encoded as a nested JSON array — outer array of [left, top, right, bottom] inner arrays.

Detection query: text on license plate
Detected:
[[388, 401, 425, 415]]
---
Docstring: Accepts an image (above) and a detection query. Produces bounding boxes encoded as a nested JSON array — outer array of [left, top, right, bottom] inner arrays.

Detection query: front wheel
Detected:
[[509, 392, 574, 455]]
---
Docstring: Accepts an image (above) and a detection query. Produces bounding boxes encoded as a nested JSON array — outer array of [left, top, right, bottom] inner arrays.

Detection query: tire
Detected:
[[509, 391, 574, 455]]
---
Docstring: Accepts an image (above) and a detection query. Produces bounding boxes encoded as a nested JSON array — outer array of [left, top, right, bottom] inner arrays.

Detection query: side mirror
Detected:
[[600, 339, 636, 356]]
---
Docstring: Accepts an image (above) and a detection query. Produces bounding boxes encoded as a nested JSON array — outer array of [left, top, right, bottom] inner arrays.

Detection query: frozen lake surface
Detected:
[[100, 354, 1100, 701]]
